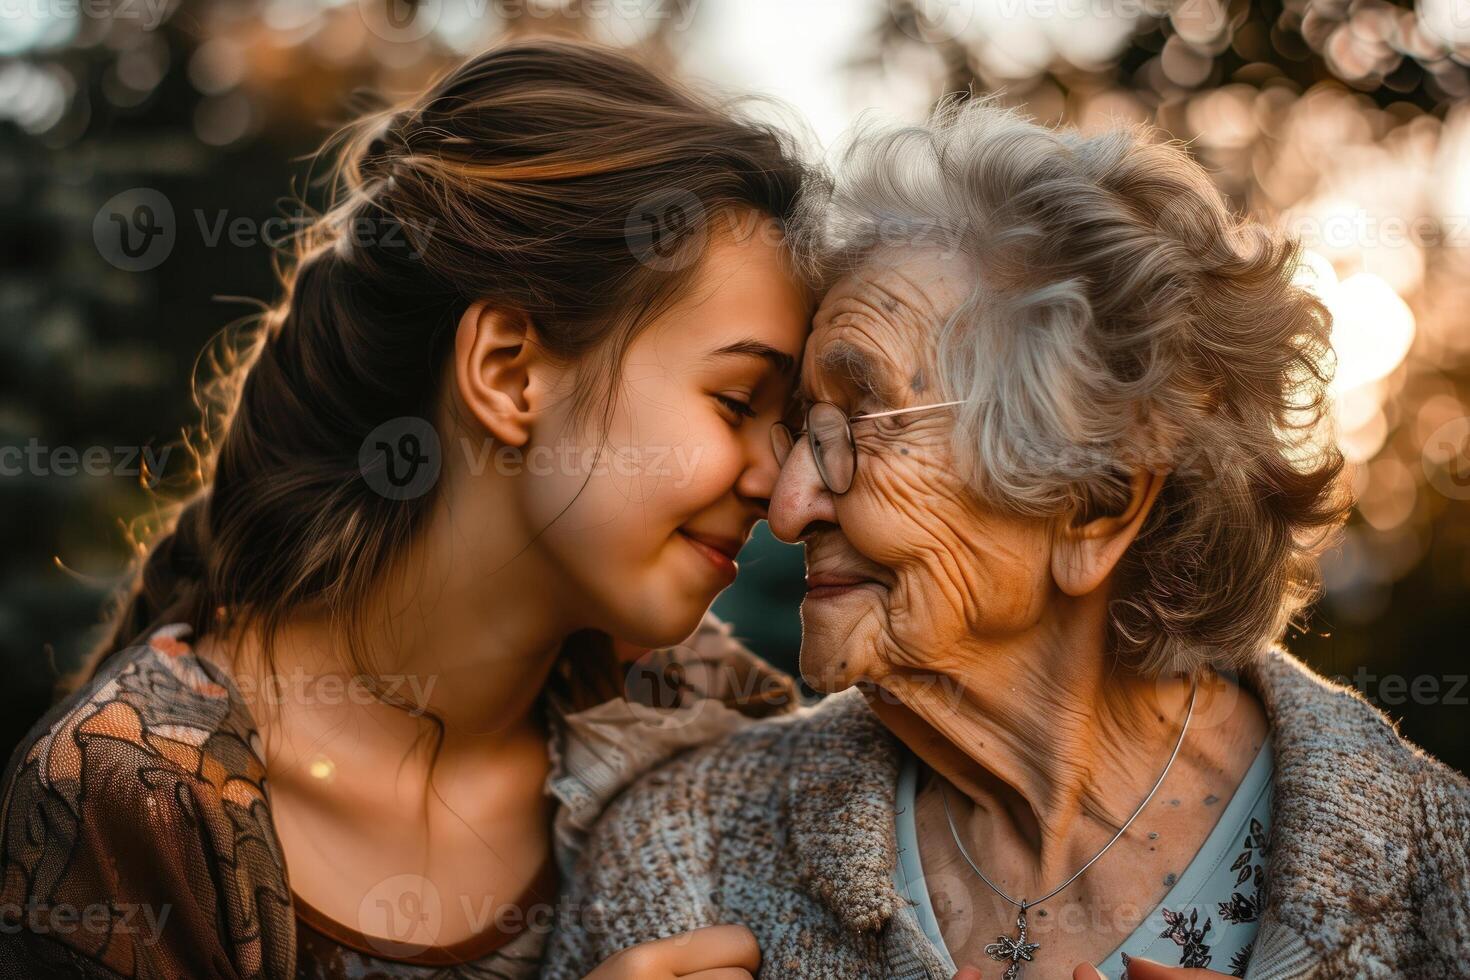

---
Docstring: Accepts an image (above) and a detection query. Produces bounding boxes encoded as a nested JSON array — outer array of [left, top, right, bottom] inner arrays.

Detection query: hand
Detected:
[[1067, 957, 1239, 979], [584, 925, 761, 980]]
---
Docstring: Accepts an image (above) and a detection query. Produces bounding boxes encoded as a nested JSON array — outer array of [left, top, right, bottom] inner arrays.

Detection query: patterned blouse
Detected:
[[892, 737, 1274, 979], [0, 619, 797, 979]]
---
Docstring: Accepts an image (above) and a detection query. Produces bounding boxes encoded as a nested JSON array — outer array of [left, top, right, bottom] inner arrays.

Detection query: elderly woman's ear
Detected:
[[1050, 468, 1168, 597]]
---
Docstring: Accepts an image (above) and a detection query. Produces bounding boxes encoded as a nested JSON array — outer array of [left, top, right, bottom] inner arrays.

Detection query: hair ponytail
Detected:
[[92, 492, 212, 668]]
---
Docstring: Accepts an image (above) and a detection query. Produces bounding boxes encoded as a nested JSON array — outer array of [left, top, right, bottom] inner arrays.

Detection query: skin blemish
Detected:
[[1204, 794, 1220, 806], [910, 369, 927, 393], [1164, 872, 1178, 886], [1169, 798, 1180, 807], [900, 448, 909, 455], [1148, 831, 1159, 840]]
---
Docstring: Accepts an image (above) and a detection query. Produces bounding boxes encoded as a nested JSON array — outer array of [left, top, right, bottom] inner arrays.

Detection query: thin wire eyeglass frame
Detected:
[[770, 399, 964, 495]]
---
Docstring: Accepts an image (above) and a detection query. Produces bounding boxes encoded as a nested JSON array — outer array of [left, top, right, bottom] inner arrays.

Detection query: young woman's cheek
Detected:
[[662, 411, 750, 513], [604, 382, 736, 517]]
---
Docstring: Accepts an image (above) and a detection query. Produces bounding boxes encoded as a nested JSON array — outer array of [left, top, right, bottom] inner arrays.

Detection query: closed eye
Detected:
[[716, 394, 757, 421]]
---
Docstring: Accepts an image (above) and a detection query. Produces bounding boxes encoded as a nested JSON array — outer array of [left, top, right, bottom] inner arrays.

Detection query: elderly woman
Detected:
[[544, 105, 1470, 980]]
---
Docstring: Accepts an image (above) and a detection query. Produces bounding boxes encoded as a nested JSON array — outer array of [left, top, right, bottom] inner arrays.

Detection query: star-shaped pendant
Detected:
[[984, 907, 1041, 980]]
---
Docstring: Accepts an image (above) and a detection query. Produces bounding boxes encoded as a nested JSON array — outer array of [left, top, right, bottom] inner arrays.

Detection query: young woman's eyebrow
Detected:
[[702, 339, 797, 377]]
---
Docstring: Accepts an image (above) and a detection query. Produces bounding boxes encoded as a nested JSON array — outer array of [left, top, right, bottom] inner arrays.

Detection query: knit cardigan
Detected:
[[541, 646, 1470, 979]]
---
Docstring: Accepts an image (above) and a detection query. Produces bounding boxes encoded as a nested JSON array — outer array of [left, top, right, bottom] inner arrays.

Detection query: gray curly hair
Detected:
[[804, 101, 1351, 678]]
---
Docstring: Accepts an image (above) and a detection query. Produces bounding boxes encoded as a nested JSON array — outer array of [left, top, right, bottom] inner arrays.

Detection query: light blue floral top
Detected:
[[893, 737, 1273, 979]]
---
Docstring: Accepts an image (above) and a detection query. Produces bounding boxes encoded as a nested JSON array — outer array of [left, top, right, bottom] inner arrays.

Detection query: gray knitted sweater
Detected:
[[542, 647, 1470, 979]]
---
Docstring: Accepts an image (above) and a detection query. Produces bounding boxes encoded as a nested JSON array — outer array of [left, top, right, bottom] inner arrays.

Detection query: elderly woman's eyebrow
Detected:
[[702, 339, 797, 376], [817, 340, 898, 407]]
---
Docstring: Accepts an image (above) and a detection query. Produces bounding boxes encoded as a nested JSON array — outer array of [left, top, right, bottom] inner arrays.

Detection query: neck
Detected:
[[220, 485, 580, 784], [868, 594, 1214, 894]]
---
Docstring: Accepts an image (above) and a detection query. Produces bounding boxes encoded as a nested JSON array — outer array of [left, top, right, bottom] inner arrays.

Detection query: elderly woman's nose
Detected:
[[768, 436, 836, 543]]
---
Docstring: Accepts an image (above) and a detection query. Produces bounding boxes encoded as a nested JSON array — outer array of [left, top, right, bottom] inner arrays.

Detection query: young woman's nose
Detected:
[[734, 424, 785, 516]]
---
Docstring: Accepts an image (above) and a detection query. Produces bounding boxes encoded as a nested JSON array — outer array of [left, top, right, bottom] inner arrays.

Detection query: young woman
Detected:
[[0, 41, 815, 979]]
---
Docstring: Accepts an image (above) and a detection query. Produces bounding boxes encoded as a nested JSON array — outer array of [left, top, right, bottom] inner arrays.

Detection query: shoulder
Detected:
[[1252, 646, 1469, 787], [590, 686, 894, 846], [548, 687, 905, 972], [1, 623, 267, 830], [608, 610, 802, 723], [1248, 647, 1470, 957], [547, 613, 803, 859], [0, 624, 292, 979]]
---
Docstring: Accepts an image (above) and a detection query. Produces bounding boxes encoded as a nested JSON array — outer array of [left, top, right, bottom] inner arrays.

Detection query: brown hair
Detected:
[[83, 41, 816, 704]]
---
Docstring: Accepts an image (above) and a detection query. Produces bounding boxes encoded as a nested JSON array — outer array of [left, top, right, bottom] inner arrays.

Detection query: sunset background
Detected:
[[3, 0, 1468, 771]]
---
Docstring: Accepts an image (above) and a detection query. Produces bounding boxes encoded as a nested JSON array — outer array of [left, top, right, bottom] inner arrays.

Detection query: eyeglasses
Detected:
[[770, 399, 963, 495]]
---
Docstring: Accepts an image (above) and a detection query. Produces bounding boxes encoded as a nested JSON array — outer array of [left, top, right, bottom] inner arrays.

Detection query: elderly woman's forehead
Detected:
[[800, 253, 965, 390], [816, 251, 971, 326]]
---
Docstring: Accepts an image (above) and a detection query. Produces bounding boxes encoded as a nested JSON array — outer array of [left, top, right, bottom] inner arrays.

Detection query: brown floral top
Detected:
[[0, 619, 797, 979]]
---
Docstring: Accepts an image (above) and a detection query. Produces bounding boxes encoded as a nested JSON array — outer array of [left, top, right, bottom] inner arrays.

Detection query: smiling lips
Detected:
[[803, 573, 883, 600], [678, 529, 743, 578]]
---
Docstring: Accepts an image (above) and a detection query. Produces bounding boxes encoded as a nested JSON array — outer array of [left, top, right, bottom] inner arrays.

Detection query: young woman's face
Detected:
[[520, 225, 810, 647]]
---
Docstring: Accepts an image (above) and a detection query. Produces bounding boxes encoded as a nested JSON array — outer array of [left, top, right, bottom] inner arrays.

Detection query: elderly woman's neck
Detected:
[[869, 601, 1217, 867]]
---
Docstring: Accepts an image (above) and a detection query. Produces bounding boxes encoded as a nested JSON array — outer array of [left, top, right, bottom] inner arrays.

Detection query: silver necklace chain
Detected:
[[937, 676, 1199, 979]]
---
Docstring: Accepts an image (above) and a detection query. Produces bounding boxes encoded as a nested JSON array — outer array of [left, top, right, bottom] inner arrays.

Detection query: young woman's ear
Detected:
[[1050, 469, 1168, 597], [452, 301, 552, 447]]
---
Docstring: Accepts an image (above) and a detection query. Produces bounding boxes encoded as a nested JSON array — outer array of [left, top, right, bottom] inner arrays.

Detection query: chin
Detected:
[[796, 588, 888, 693], [611, 586, 716, 649], [613, 612, 702, 650], [797, 629, 882, 695]]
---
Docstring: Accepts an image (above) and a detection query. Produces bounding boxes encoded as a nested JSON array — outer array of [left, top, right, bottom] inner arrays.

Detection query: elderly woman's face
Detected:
[[769, 251, 1053, 694]]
